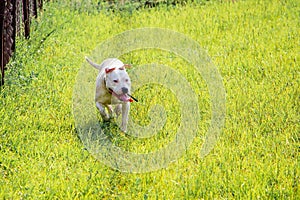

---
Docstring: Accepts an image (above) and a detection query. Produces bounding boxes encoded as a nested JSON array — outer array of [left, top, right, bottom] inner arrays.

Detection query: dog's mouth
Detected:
[[108, 88, 138, 102]]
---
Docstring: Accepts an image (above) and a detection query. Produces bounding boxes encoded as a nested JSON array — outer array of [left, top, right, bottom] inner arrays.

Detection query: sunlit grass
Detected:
[[0, 0, 299, 199]]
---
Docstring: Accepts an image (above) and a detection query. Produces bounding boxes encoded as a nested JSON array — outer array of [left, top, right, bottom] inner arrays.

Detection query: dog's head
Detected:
[[104, 64, 132, 102]]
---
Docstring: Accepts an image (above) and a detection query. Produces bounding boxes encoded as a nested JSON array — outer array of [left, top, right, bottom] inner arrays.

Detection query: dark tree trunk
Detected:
[[32, 0, 37, 18], [12, 0, 17, 52], [23, 0, 30, 39], [3, 1, 14, 69], [1, 0, 15, 86], [1, 0, 43, 86], [0, 1, 5, 86], [38, 0, 43, 10]]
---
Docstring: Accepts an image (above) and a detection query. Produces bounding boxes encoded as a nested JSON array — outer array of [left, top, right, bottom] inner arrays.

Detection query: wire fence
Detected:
[[0, 0, 43, 86]]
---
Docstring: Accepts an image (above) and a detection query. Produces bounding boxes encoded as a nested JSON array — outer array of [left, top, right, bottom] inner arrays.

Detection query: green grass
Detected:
[[1, 0, 299, 199]]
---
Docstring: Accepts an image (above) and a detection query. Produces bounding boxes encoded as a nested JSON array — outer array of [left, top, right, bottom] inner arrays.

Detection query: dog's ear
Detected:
[[123, 64, 131, 69], [105, 68, 116, 74], [119, 64, 131, 70]]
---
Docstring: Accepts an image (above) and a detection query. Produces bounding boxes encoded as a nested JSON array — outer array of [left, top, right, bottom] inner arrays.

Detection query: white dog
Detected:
[[86, 57, 136, 132]]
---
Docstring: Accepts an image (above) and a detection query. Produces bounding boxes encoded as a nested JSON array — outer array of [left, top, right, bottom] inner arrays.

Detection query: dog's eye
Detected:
[[125, 79, 129, 82], [113, 80, 119, 83]]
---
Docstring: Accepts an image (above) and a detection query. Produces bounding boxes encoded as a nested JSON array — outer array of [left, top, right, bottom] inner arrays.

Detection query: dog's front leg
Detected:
[[106, 105, 114, 119], [121, 102, 130, 132], [114, 104, 122, 117], [96, 102, 110, 122]]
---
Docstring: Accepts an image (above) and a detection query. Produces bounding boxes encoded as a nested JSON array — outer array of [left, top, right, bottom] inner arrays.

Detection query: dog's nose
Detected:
[[122, 87, 128, 94]]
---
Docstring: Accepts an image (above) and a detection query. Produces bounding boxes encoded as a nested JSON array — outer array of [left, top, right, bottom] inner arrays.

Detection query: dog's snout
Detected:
[[122, 87, 128, 94]]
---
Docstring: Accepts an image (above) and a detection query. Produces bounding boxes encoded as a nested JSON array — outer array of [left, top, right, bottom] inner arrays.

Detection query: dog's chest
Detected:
[[95, 91, 123, 105]]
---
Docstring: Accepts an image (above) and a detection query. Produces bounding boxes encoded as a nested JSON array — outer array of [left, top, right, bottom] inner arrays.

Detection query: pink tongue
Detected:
[[118, 94, 129, 102]]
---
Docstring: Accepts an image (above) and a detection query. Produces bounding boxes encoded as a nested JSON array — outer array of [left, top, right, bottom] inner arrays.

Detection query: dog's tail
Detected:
[[85, 57, 102, 70]]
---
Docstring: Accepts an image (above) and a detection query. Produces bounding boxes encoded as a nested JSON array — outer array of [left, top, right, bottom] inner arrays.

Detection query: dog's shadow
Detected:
[[98, 120, 121, 138], [92, 113, 127, 139]]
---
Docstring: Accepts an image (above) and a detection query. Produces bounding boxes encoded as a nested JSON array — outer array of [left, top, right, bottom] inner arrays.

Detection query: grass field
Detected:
[[0, 0, 299, 199]]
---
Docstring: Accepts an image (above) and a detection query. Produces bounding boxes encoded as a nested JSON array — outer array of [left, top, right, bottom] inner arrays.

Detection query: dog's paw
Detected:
[[120, 126, 127, 133], [102, 116, 111, 122]]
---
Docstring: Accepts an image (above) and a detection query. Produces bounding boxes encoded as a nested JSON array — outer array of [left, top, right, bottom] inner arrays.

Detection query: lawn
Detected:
[[0, 0, 299, 199]]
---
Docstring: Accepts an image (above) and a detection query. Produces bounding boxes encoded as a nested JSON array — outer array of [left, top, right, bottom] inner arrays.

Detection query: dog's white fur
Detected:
[[86, 57, 131, 132]]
